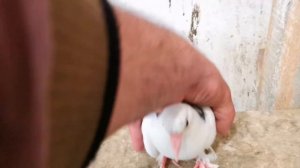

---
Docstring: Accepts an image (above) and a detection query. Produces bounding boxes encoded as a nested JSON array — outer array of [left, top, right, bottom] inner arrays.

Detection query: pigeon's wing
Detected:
[[142, 113, 160, 158], [143, 132, 159, 158], [202, 107, 217, 148]]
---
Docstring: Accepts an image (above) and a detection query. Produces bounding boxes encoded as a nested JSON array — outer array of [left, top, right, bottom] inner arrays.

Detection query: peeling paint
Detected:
[[188, 5, 200, 43], [284, 1, 292, 26], [256, 48, 265, 107]]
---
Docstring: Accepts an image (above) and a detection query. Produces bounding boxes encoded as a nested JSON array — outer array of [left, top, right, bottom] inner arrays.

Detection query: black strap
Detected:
[[82, 0, 120, 167]]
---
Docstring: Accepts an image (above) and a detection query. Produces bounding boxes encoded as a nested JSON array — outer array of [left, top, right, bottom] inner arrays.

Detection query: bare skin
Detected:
[[107, 7, 235, 151]]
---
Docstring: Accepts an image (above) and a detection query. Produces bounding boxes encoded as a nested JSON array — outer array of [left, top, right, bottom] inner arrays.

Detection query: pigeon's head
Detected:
[[158, 103, 192, 134], [157, 103, 194, 161]]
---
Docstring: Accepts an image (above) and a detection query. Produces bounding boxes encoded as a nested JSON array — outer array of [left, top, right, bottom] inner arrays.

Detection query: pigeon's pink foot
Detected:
[[171, 160, 182, 168], [204, 162, 219, 168], [194, 160, 219, 168], [161, 156, 168, 168], [194, 160, 205, 168]]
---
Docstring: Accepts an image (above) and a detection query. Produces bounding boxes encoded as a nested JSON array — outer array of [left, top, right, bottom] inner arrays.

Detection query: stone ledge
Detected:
[[91, 109, 300, 168]]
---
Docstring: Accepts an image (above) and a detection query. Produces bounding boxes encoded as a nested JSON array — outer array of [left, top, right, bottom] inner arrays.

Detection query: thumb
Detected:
[[212, 97, 235, 136], [128, 120, 145, 152]]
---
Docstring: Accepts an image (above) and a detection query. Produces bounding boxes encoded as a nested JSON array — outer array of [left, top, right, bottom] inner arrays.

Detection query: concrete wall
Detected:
[[110, 0, 300, 112]]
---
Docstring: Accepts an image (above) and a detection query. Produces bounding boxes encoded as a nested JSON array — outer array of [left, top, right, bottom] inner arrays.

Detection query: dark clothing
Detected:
[[0, 0, 119, 167]]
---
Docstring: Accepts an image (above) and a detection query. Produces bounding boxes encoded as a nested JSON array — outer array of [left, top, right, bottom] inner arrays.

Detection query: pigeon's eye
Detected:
[[204, 148, 211, 154], [186, 120, 189, 127]]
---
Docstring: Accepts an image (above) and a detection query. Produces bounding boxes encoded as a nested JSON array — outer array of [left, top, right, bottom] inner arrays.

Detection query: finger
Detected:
[[128, 119, 145, 152], [213, 102, 235, 136]]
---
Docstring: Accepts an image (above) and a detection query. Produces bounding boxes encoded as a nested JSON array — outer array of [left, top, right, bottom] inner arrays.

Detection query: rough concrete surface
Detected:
[[90, 109, 300, 168]]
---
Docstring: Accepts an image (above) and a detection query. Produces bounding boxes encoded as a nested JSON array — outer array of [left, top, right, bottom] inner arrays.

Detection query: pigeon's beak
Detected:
[[170, 133, 183, 162]]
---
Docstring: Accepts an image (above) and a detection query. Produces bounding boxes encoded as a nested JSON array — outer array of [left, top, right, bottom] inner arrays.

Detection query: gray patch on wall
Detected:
[[293, 68, 300, 108], [169, 0, 171, 8], [188, 5, 200, 43], [284, 1, 292, 26]]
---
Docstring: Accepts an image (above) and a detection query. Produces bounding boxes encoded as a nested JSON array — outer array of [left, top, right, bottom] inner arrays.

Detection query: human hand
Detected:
[[128, 69, 234, 152], [107, 7, 235, 151]]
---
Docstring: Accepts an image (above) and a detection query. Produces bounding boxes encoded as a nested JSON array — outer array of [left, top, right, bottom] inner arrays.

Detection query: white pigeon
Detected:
[[141, 103, 218, 168]]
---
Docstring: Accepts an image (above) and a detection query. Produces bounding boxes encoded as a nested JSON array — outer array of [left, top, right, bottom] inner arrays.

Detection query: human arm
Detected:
[[107, 7, 235, 138]]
